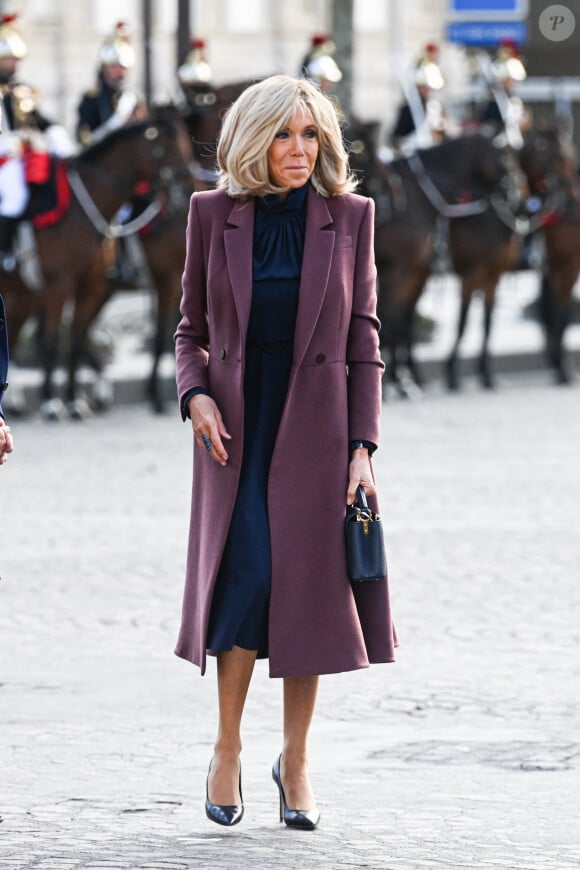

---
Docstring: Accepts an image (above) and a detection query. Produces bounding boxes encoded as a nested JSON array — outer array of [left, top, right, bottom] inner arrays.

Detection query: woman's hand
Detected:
[[188, 394, 231, 467], [346, 448, 376, 505], [0, 418, 14, 466]]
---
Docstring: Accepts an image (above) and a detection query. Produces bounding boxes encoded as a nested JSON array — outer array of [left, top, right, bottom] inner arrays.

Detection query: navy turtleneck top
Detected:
[[247, 183, 308, 345]]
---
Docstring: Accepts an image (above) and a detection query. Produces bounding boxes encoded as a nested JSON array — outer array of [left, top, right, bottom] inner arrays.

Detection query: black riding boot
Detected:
[[0, 217, 19, 273], [107, 236, 140, 289]]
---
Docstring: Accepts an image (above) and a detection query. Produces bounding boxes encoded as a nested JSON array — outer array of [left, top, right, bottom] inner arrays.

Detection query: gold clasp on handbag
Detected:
[[356, 510, 371, 535]]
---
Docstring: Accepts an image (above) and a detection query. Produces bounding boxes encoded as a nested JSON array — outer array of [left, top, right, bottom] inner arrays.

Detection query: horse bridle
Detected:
[[67, 123, 189, 239], [72, 123, 187, 193], [67, 168, 163, 239]]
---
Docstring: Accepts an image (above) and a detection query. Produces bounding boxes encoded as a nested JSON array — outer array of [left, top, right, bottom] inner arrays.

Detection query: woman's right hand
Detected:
[[0, 419, 14, 466], [188, 394, 231, 466]]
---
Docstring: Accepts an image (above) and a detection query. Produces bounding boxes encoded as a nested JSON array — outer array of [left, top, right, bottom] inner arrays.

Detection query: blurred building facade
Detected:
[[1, 0, 451, 138]]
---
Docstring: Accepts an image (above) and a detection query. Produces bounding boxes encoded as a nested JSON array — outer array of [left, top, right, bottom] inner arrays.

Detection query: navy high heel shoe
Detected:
[[205, 758, 244, 827], [272, 754, 320, 830]]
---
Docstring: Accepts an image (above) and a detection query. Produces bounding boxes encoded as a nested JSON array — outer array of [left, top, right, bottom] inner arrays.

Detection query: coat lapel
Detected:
[[293, 188, 334, 368], [224, 198, 255, 348]]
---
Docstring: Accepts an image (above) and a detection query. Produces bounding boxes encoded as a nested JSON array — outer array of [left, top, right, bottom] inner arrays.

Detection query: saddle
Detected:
[[23, 153, 71, 229]]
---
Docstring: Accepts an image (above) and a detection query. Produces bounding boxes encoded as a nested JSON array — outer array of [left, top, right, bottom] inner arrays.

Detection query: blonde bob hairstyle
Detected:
[[216, 74, 357, 198]]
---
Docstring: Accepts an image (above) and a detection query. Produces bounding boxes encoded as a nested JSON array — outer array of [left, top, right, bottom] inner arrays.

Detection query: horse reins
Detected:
[[66, 122, 185, 239], [405, 151, 490, 219], [406, 149, 569, 237], [67, 168, 163, 239]]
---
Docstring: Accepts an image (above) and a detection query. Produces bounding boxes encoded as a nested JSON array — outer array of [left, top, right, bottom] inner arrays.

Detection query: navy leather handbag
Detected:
[[345, 486, 386, 582]]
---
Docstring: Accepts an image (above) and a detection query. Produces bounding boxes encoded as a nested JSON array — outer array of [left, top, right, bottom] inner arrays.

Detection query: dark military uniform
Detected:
[[76, 72, 119, 145], [391, 102, 420, 142]]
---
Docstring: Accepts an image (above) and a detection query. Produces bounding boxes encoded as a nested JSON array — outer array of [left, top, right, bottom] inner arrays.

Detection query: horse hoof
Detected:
[[2, 396, 29, 418], [446, 372, 460, 392], [66, 399, 92, 421], [41, 398, 67, 422], [444, 359, 460, 391], [90, 377, 114, 411]]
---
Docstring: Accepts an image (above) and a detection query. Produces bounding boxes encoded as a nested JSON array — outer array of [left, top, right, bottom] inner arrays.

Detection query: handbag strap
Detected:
[[356, 485, 369, 510]]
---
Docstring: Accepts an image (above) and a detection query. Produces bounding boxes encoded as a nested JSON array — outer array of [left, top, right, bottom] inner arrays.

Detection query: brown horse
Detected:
[[138, 185, 194, 413], [518, 126, 580, 383], [126, 79, 259, 413], [3, 106, 193, 418], [349, 124, 516, 394], [444, 176, 521, 390], [63, 80, 258, 416]]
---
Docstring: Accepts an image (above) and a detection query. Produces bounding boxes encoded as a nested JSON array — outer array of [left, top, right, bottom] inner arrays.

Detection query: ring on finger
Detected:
[[201, 434, 212, 451]]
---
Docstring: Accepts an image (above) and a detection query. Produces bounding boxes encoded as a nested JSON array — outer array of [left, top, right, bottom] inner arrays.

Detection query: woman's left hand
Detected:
[[346, 448, 376, 505]]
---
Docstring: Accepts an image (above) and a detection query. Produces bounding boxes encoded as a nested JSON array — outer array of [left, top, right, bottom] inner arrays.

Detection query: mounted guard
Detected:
[[76, 21, 146, 147], [300, 34, 343, 94], [390, 43, 447, 156], [76, 22, 149, 286], [476, 40, 530, 149], [176, 37, 213, 109], [0, 13, 74, 274]]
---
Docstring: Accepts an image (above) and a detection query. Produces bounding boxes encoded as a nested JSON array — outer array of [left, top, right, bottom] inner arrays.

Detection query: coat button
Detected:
[[219, 348, 227, 360], [316, 353, 326, 364]]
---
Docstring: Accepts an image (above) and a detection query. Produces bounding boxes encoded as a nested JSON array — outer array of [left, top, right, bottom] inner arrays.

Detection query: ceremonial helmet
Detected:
[[177, 38, 212, 85], [0, 13, 27, 60], [98, 21, 135, 69], [304, 34, 343, 85], [492, 39, 526, 83], [414, 43, 444, 90]]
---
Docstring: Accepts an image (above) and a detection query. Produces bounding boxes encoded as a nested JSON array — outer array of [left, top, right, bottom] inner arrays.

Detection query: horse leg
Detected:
[[67, 276, 114, 418], [377, 274, 407, 400], [402, 268, 431, 389], [385, 323, 413, 400], [479, 278, 499, 389], [553, 304, 573, 384], [379, 274, 421, 400], [541, 269, 575, 384], [445, 277, 475, 391], [39, 283, 69, 420], [147, 269, 180, 414]]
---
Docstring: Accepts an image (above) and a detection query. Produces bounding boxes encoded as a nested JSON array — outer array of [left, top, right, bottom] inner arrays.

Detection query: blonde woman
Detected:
[[175, 75, 396, 829]]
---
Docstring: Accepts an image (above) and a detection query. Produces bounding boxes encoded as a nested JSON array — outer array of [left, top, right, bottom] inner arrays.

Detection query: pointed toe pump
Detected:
[[205, 759, 244, 827], [272, 754, 320, 830]]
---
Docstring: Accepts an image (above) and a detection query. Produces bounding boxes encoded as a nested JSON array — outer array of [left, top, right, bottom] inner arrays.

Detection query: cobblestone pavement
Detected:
[[1, 374, 579, 869]]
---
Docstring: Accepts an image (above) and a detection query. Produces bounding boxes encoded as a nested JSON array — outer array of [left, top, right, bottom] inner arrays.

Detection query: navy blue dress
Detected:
[[207, 184, 308, 658]]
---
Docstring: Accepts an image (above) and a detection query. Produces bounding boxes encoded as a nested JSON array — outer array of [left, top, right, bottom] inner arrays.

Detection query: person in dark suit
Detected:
[[0, 294, 14, 463], [174, 75, 396, 831]]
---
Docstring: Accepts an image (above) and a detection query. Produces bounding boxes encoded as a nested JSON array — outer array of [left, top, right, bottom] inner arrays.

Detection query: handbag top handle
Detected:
[[355, 485, 369, 511]]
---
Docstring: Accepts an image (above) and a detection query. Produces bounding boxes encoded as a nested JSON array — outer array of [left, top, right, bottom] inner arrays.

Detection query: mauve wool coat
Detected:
[[174, 184, 397, 677]]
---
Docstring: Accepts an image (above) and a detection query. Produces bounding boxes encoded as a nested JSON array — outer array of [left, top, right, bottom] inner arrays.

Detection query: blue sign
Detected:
[[448, 0, 528, 19], [446, 20, 528, 44]]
